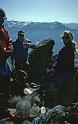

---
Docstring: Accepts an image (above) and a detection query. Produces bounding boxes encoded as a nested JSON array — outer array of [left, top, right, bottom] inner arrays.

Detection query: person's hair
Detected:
[[72, 40, 77, 52], [0, 8, 6, 18], [18, 30, 24, 35], [62, 30, 73, 41]]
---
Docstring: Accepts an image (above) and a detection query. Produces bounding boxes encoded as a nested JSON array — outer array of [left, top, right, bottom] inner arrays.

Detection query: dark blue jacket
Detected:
[[13, 41, 28, 63], [12, 39, 36, 64]]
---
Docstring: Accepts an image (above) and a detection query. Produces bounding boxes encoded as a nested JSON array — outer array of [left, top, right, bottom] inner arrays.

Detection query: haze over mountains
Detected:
[[5, 21, 78, 53]]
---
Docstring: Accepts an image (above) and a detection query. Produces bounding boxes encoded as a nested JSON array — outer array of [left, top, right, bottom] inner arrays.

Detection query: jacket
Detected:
[[54, 42, 74, 79], [12, 39, 36, 64], [0, 27, 13, 76]]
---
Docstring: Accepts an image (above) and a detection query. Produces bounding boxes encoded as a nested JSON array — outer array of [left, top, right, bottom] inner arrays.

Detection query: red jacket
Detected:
[[0, 27, 13, 63]]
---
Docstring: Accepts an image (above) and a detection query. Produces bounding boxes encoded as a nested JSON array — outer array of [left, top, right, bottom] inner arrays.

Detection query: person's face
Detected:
[[62, 34, 69, 45], [18, 33, 24, 41]]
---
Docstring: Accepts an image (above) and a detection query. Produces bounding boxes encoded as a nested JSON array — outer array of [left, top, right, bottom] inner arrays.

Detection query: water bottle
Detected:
[[41, 101, 46, 114], [41, 106, 46, 114]]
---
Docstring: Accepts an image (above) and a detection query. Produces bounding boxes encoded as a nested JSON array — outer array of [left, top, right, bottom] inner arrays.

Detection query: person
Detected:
[[15, 98, 31, 119], [12, 30, 36, 72], [10, 70, 27, 97], [42, 30, 75, 83], [0, 8, 13, 97], [9, 99, 65, 124], [39, 30, 76, 92], [54, 30, 75, 85]]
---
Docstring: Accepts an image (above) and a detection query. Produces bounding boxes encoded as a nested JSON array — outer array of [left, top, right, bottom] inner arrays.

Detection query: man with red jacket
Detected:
[[0, 8, 13, 97]]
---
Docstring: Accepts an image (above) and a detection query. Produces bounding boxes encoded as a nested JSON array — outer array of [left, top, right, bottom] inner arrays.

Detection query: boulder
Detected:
[[28, 39, 55, 83]]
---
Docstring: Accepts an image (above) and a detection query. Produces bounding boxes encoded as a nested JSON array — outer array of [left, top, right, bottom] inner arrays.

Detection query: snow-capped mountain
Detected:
[[4, 21, 78, 53], [64, 23, 78, 30]]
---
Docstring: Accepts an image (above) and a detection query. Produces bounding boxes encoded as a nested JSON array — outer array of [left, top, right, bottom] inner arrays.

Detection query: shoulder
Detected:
[[59, 47, 65, 54], [13, 41, 18, 48], [13, 40, 18, 44]]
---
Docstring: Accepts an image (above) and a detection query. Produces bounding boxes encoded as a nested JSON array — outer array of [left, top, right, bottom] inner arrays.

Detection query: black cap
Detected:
[[18, 30, 24, 34]]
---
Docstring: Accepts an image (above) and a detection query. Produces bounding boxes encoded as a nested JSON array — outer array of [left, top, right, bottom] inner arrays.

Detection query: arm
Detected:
[[0, 32, 13, 63], [24, 42, 36, 49], [24, 39, 36, 49]]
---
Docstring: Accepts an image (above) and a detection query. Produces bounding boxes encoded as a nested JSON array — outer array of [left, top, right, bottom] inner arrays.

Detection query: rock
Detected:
[[28, 39, 55, 83]]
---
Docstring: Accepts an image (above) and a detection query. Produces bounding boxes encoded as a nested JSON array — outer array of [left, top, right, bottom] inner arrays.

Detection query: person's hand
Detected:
[[23, 43, 31, 48]]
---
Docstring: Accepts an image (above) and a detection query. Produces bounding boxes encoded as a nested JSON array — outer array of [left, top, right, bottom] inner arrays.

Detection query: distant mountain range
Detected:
[[64, 23, 78, 30], [4, 21, 78, 53]]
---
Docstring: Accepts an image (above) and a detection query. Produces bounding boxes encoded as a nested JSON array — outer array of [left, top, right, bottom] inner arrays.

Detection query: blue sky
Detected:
[[0, 0, 78, 23]]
